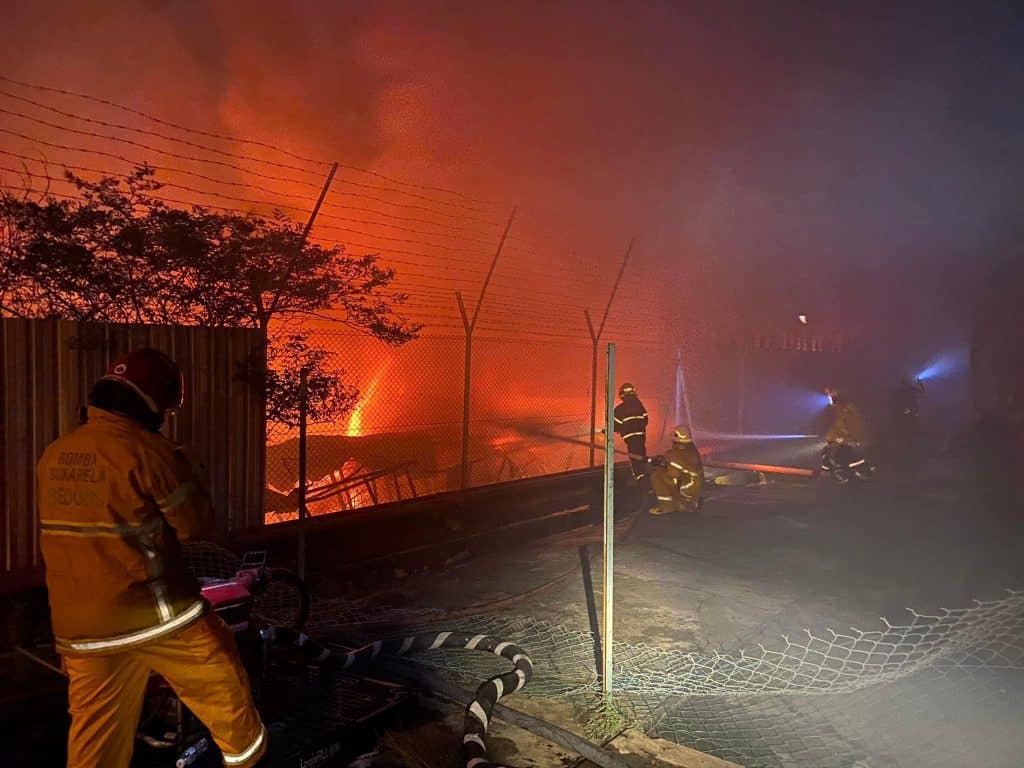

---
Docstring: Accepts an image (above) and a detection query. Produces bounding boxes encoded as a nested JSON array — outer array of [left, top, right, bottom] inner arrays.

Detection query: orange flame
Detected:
[[346, 363, 389, 436]]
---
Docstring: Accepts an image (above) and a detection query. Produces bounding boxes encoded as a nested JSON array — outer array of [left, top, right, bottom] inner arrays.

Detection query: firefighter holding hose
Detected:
[[613, 382, 649, 480], [37, 349, 266, 768], [612, 382, 650, 510], [821, 385, 873, 479], [649, 425, 705, 515]]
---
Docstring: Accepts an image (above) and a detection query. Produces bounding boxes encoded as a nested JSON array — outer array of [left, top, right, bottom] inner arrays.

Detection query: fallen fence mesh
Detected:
[[185, 542, 1024, 767]]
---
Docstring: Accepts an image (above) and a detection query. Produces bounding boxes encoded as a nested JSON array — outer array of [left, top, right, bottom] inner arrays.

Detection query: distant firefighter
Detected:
[[886, 377, 925, 462], [892, 377, 925, 420], [821, 385, 874, 479], [613, 382, 649, 480], [824, 385, 870, 446], [650, 425, 705, 515]]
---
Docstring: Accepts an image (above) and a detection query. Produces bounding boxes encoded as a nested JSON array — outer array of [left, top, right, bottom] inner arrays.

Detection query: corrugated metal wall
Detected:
[[1, 319, 266, 592]]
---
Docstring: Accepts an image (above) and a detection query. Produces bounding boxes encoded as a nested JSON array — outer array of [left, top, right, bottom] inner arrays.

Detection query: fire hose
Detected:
[[265, 627, 628, 768], [518, 425, 817, 478], [267, 627, 532, 768], [191, 552, 626, 767]]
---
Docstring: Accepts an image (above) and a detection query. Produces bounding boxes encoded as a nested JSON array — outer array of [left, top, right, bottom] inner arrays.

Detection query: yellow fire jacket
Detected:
[[37, 407, 214, 655], [825, 402, 870, 445], [656, 442, 705, 499]]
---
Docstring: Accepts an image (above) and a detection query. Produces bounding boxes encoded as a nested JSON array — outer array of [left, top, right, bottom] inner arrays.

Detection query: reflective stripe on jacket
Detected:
[[613, 395, 649, 442], [663, 443, 704, 498], [37, 407, 214, 655]]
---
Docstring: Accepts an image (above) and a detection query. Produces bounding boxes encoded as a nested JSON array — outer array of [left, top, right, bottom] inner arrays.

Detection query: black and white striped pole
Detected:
[[602, 341, 616, 695]]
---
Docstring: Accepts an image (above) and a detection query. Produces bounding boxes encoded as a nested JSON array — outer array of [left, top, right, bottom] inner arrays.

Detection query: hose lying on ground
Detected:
[[379, 657, 630, 768], [265, 627, 533, 768]]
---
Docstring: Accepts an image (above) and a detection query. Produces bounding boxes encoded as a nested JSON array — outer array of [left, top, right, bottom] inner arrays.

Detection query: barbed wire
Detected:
[[0, 130, 627, 277], [0, 82, 665, 346], [0, 75, 506, 207], [0, 187, 658, 344], [0, 107, 507, 218], [0, 145, 508, 245], [0, 173, 629, 318], [0, 82, 637, 261], [0, 152, 509, 255]]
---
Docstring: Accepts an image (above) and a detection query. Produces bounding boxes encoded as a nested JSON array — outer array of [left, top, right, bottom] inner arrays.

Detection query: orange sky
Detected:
[[3, 1, 1019, 430], [0, 1, 729, 348]]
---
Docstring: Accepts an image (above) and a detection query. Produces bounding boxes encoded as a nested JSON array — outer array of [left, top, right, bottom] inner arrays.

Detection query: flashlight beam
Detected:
[[695, 431, 818, 441]]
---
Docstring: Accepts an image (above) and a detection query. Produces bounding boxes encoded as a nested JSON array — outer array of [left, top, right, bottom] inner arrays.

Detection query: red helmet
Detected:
[[100, 349, 184, 415]]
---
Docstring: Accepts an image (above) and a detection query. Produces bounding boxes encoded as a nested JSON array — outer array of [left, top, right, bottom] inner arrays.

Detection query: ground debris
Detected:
[[601, 729, 740, 768]]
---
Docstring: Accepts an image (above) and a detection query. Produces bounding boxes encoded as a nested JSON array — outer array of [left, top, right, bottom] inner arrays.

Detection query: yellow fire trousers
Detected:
[[650, 467, 698, 515], [63, 612, 266, 768]]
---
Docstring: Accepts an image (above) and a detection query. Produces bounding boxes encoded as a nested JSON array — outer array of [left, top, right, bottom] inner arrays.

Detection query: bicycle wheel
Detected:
[[252, 568, 311, 632]]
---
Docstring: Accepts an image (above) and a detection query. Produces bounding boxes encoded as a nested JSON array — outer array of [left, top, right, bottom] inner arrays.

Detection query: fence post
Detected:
[[585, 241, 634, 467], [602, 341, 616, 695], [676, 350, 695, 432], [289, 163, 335, 578], [586, 310, 599, 467], [297, 367, 308, 580], [301, 163, 338, 242], [737, 349, 746, 434], [456, 291, 474, 490], [456, 206, 517, 489]]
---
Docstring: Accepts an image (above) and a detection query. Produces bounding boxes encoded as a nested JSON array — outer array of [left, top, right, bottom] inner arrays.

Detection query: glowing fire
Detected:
[[346, 363, 389, 436]]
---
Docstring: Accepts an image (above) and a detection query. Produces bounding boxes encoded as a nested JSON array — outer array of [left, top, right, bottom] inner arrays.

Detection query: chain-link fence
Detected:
[[261, 325, 856, 523], [263, 325, 688, 523], [185, 543, 1024, 767]]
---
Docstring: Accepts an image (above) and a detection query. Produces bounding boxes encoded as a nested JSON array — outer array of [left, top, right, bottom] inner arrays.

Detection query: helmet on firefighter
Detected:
[[672, 425, 693, 444], [99, 349, 184, 416], [619, 382, 637, 399]]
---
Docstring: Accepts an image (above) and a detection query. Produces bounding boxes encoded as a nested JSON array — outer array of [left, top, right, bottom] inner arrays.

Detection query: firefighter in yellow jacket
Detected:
[[37, 349, 266, 768], [824, 386, 869, 446], [649, 425, 705, 515], [821, 385, 873, 475]]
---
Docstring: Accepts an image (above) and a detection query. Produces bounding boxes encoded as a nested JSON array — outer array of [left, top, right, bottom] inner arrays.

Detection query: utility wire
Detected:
[[0, 126, 504, 227], [0, 144, 502, 236], [0, 107, 496, 215], [0, 75, 504, 206]]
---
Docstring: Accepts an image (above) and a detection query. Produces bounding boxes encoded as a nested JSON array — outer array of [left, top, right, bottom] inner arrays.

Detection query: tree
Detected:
[[0, 165, 421, 425], [259, 334, 359, 428]]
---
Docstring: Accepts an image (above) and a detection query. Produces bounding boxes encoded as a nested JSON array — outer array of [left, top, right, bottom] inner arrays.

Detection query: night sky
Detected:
[[3, 1, 1022, 360]]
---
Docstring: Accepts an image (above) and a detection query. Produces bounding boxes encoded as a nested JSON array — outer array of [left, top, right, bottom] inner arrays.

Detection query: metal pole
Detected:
[[596, 241, 633, 340], [297, 367, 308, 580], [289, 163, 333, 580], [602, 341, 616, 695], [737, 351, 745, 434], [456, 207, 517, 490], [300, 163, 338, 243], [456, 290, 473, 490], [674, 351, 682, 426], [470, 207, 517, 329], [677, 351, 695, 431], [585, 240, 634, 467], [586, 309, 598, 467]]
